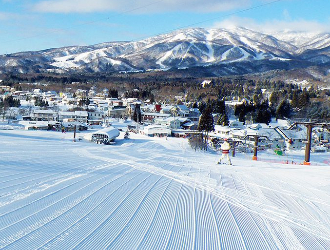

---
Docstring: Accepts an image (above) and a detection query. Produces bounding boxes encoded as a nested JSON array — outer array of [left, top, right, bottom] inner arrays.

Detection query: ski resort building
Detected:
[[84, 126, 120, 144], [19, 120, 61, 130]]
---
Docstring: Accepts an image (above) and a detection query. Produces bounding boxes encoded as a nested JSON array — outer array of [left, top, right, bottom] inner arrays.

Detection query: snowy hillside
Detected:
[[0, 27, 330, 75], [0, 127, 330, 249]]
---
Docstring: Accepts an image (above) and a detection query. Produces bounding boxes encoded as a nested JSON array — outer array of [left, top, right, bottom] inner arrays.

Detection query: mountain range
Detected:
[[1, 27, 330, 77]]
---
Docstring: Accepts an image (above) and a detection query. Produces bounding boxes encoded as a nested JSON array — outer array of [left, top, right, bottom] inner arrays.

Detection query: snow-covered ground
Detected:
[[0, 127, 330, 249]]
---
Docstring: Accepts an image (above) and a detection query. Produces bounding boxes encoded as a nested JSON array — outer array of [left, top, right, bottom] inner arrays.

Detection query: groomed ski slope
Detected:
[[0, 129, 330, 250]]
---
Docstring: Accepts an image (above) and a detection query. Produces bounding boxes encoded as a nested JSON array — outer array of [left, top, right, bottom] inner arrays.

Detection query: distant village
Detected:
[[1, 83, 330, 154]]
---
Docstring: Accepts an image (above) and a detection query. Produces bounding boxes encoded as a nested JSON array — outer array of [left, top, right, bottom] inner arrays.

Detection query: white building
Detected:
[[84, 126, 120, 144], [154, 117, 181, 129], [32, 110, 57, 121], [143, 125, 171, 137], [59, 111, 88, 123]]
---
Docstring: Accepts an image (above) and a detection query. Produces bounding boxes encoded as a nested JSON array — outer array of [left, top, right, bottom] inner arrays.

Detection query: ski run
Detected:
[[0, 126, 330, 250]]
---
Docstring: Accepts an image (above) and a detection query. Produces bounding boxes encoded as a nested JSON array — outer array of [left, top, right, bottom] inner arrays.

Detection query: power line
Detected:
[[1, 0, 166, 46], [74, 0, 285, 69], [136, 0, 284, 41], [2, 0, 284, 69]]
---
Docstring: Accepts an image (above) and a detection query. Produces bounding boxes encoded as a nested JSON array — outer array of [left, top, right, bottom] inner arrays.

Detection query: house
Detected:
[[160, 105, 174, 115], [211, 122, 289, 150], [176, 105, 190, 117], [274, 126, 307, 150], [143, 125, 171, 137], [107, 98, 123, 107], [127, 101, 142, 118], [0, 85, 11, 92], [176, 118, 196, 130], [59, 111, 75, 122], [230, 120, 245, 129], [313, 127, 330, 143], [88, 110, 105, 125], [75, 89, 88, 99], [187, 108, 201, 123], [73, 111, 88, 123], [61, 121, 88, 132], [107, 106, 127, 118], [154, 117, 181, 129], [58, 111, 88, 123], [32, 110, 57, 121], [142, 112, 171, 122], [213, 125, 231, 138]]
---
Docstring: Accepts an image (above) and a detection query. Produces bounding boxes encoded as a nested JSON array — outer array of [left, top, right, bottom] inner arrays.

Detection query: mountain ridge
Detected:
[[1, 27, 330, 76]]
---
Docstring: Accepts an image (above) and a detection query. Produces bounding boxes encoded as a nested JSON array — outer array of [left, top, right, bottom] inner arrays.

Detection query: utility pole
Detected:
[[304, 124, 313, 165], [232, 140, 237, 157], [252, 135, 258, 160], [289, 122, 330, 165], [73, 125, 76, 142], [243, 135, 269, 161]]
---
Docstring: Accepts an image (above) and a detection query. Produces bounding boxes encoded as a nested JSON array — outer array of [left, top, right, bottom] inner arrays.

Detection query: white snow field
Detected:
[[0, 129, 330, 250]]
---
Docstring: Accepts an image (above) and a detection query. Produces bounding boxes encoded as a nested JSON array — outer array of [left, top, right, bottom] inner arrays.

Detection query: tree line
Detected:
[[3, 73, 330, 122]]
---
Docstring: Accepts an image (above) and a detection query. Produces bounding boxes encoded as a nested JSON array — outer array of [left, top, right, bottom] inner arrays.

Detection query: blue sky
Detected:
[[0, 0, 329, 54]]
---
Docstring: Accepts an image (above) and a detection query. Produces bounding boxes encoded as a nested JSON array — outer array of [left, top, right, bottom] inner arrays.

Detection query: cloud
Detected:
[[282, 9, 290, 20], [0, 12, 19, 20], [212, 16, 330, 33], [33, 0, 118, 13], [32, 0, 251, 13]]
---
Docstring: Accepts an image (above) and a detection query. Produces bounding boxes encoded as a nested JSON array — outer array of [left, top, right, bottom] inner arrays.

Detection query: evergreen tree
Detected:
[[217, 113, 229, 126], [253, 87, 263, 105], [235, 102, 254, 124], [238, 111, 246, 124], [276, 100, 292, 119], [5, 96, 20, 107], [269, 91, 279, 107], [254, 109, 271, 124], [198, 104, 214, 150], [34, 97, 48, 107], [213, 99, 226, 114], [0, 96, 20, 120], [109, 89, 118, 98], [254, 101, 272, 124], [291, 90, 299, 108], [132, 104, 142, 123], [149, 94, 155, 104], [298, 88, 310, 108], [234, 103, 244, 117], [198, 101, 207, 114], [198, 105, 214, 132]]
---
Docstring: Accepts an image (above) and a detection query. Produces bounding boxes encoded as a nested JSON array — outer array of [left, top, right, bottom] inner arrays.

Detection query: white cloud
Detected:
[[32, 0, 251, 13], [212, 16, 330, 33], [282, 9, 290, 20], [0, 12, 18, 20], [33, 0, 117, 13]]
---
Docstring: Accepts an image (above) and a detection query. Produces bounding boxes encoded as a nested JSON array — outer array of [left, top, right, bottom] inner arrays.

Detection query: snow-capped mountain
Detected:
[[1, 27, 330, 75]]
